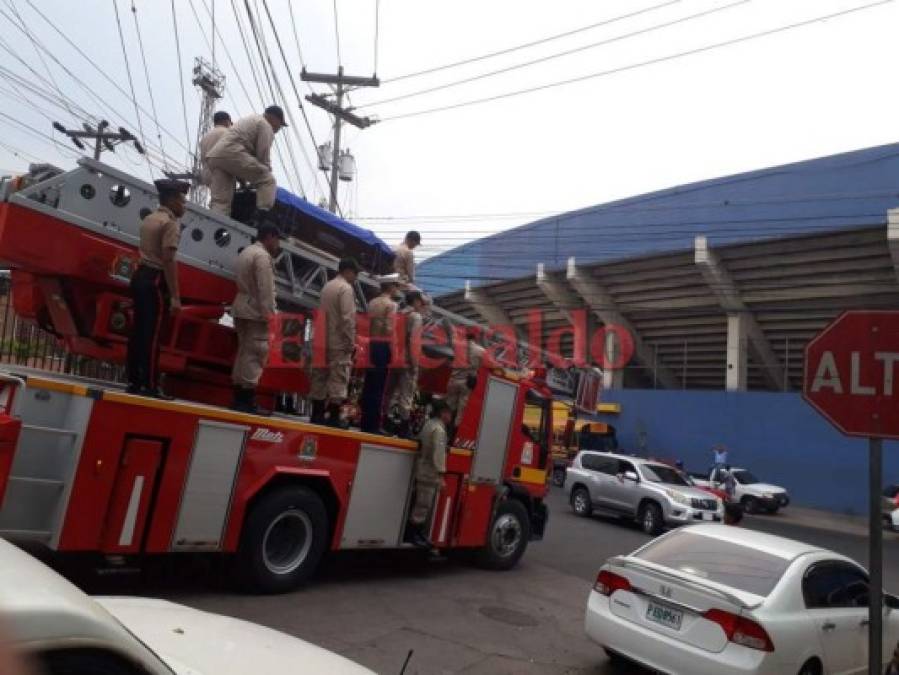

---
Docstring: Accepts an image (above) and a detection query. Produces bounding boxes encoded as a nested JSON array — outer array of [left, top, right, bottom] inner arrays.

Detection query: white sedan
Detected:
[[585, 524, 899, 675], [0, 538, 373, 675]]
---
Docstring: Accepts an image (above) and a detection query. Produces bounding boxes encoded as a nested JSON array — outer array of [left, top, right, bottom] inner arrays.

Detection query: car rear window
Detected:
[[635, 531, 790, 597]]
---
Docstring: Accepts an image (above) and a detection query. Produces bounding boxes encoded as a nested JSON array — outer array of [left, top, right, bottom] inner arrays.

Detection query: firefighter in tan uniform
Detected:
[[126, 178, 189, 399], [309, 257, 360, 427], [230, 223, 281, 414], [407, 399, 452, 547], [446, 339, 486, 427], [385, 290, 426, 438], [393, 230, 421, 286], [360, 274, 399, 433], [205, 105, 286, 218], [198, 111, 232, 186]]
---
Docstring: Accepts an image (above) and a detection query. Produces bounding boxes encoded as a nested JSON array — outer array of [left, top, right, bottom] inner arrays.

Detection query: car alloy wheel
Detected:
[[572, 488, 591, 516]]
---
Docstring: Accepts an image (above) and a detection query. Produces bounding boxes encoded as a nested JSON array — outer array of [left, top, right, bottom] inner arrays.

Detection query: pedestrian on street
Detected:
[[722, 466, 737, 502], [393, 230, 421, 287], [445, 337, 486, 428], [309, 257, 360, 427], [385, 290, 426, 438], [126, 178, 189, 399], [230, 223, 281, 414], [713, 443, 729, 468], [360, 274, 399, 433], [407, 399, 452, 548], [886, 641, 899, 675], [205, 105, 286, 221], [198, 111, 232, 186]]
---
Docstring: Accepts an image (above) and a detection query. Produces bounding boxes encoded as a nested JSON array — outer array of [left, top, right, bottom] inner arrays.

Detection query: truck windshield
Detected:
[[733, 470, 759, 484], [641, 464, 689, 486]]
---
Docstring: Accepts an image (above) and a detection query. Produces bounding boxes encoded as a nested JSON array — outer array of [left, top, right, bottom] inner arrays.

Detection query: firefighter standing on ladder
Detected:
[[205, 106, 286, 221], [393, 230, 421, 287], [385, 290, 426, 438], [231, 223, 281, 415], [198, 111, 232, 186], [126, 179, 189, 399], [407, 399, 452, 547], [309, 257, 360, 427], [359, 274, 399, 433]]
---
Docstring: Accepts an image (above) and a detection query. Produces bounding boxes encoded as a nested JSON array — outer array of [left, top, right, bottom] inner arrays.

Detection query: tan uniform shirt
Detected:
[[368, 294, 397, 339], [199, 126, 229, 184], [206, 114, 274, 169], [405, 309, 423, 366], [138, 206, 180, 269], [417, 417, 447, 478], [320, 275, 356, 353], [232, 242, 276, 322], [393, 243, 415, 284]]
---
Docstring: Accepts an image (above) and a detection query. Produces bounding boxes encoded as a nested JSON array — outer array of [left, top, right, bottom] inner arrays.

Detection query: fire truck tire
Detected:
[[236, 486, 329, 593], [476, 499, 530, 571]]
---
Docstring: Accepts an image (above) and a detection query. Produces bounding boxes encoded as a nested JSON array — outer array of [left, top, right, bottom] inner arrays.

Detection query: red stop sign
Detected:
[[803, 310, 899, 439]]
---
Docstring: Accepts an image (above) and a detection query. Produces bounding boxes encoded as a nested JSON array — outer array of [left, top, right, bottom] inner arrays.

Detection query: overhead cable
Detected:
[[111, 0, 151, 172], [130, 0, 168, 169]]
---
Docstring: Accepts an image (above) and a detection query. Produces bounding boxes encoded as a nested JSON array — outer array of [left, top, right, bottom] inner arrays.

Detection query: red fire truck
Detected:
[[0, 160, 563, 592]]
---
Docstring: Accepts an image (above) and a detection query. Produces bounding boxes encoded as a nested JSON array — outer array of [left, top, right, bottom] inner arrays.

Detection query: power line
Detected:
[[171, 0, 194, 166], [378, 0, 895, 122], [333, 0, 342, 65], [130, 0, 168, 170], [362, 0, 748, 109], [111, 0, 151, 172], [385, 0, 682, 83], [374, 0, 380, 74]]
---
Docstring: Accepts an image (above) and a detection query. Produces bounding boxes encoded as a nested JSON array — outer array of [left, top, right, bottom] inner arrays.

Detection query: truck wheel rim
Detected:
[[574, 493, 587, 513], [263, 509, 313, 575], [492, 513, 522, 558]]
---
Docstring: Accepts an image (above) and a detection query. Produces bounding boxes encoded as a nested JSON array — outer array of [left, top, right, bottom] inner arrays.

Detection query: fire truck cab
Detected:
[[0, 362, 552, 593]]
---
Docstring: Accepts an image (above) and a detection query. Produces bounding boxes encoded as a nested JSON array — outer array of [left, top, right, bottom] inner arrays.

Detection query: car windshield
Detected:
[[733, 470, 759, 484], [636, 531, 791, 597], [640, 464, 689, 486]]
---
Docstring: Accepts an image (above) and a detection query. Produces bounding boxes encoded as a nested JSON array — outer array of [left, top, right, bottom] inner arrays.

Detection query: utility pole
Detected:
[[301, 67, 378, 214], [190, 57, 225, 204], [52, 120, 145, 160]]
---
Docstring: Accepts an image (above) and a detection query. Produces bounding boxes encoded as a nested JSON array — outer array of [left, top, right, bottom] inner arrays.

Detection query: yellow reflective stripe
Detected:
[[516, 466, 548, 485], [25, 377, 88, 397]]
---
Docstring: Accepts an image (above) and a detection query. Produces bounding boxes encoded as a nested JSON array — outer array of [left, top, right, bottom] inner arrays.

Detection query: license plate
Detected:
[[646, 601, 683, 631], [702, 511, 714, 521]]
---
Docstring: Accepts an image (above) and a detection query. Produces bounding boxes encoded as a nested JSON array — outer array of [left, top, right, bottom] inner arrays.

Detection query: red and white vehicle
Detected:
[[0, 160, 569, 592]]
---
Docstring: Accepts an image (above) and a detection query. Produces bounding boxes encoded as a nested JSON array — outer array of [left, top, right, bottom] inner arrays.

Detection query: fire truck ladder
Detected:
[[1, 158, 378, 311]]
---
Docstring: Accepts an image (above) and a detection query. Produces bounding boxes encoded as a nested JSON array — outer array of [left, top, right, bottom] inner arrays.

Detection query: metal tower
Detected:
[[190, 57, 225, 204]]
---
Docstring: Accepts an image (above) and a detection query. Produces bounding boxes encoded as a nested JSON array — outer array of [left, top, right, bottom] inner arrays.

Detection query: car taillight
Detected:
[[594, 570, 631, 596], [703, 609, 774, 652]]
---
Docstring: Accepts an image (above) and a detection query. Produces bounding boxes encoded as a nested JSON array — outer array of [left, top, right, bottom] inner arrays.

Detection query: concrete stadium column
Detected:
[[726, 313, 748, 391], [602, 329, 625, 390]]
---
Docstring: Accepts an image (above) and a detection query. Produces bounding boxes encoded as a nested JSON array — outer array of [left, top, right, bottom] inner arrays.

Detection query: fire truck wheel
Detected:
[[237, 486, 329, 593], [476, 499, 530, 571]]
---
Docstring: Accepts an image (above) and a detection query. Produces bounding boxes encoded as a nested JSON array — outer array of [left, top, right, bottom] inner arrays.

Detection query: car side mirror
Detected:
[[885, 594, 899, 610], [624, 470, 639, 482]]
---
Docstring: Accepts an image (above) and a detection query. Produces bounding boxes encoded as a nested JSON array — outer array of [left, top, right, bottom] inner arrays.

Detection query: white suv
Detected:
[[564, 452, 724, 535]]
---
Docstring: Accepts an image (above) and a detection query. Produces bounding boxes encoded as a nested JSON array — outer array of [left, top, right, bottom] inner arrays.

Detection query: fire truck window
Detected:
[[79, 183, 95, 199], [522, 390, 550, 468], [191, 228, 204, 242]]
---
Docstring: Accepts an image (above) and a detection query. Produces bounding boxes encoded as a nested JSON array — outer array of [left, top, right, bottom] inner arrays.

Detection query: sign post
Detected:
[[803, 310, 899, 674]]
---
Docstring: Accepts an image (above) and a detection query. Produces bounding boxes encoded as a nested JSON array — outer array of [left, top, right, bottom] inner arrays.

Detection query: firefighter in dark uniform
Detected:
[[126, 178, 188, 399]]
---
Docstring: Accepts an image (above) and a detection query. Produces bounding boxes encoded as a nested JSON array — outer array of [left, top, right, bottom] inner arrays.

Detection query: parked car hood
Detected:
[[742, 482, 786, 495], [655, 484, 721, 502], [96, 597, 374, 675]]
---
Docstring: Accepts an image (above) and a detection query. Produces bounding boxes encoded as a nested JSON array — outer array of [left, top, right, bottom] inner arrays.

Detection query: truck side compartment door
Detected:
[[100, 438, 164, 554]]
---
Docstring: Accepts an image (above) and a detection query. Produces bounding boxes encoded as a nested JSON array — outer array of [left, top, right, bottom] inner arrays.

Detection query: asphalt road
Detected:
[[63, 487, 899, 674]]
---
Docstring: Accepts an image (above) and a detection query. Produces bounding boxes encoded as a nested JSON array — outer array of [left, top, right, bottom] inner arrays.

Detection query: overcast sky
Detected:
[[1, 0, 897, 261]]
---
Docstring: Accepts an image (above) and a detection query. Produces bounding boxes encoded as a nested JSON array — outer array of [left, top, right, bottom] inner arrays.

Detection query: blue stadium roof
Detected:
[[417, 142, 899, 297]]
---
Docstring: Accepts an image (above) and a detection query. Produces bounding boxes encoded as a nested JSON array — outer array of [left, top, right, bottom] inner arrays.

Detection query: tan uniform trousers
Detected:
[[232, 318, 270, 387], [207, 152, 277, 215], [308, 349, 353, 402], [445, 378, 470, 426], [387, 365, 418, 420], [410, 470, 441, 526]]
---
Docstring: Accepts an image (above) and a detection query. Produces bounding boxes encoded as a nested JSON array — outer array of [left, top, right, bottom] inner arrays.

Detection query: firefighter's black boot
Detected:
[[309, 399, 326, 425], [231, 387, 252, 413], [324, 402, 343, 427], [396, 418, 411, 439]]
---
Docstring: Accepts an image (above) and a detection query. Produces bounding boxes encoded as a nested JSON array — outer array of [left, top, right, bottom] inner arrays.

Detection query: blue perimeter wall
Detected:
[[596, 389, 899, 515]]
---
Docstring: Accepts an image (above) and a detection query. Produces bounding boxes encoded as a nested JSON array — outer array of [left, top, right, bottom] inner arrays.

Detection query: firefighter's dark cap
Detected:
[[154, 178, 189, 197], [338, 257, 360, 273], [213, 111, 232, 125], [431, 399, 450, 416], [264, 105, 288, 126]]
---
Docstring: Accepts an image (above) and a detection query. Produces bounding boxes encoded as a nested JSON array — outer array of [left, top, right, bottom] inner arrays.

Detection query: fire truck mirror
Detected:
[[109, 184, 131, 207]]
